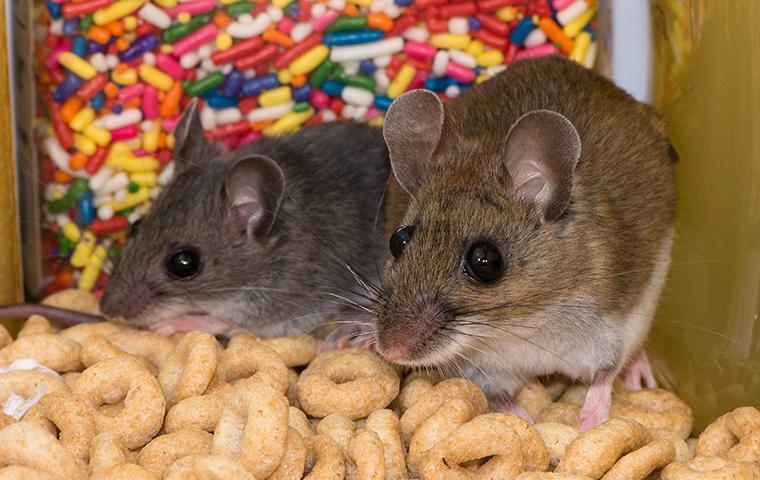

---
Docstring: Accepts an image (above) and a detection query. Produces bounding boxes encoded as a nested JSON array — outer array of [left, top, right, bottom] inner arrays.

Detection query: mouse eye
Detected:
[[165, 247, 203, 280], [464, 242, 503, 283], [390, 225, 416, 259]]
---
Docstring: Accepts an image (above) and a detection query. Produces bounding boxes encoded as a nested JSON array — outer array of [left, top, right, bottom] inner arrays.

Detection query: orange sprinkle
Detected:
[[367, 12, 393, 31], [104, 82, 120, 98], [114, 63, 129, 73], [54, 170, 74, 183], [291, 74, 307, 88], [262, 28, 294, 47], [125, 97, 142, 109], [212, 10, 233, 29], [249, 120, 274, 131], [60, 97, 83, 123], [105, 20, 124, 37], [55, 270, 74, 287], [160, 81, 183, 118], [87, 25, 112, 44], [343, 4, 360, 16], [158, 132, 166, 149], [538, 18, 573, 54], [114, 38, 130, 52], [69, 153, 87, 170]]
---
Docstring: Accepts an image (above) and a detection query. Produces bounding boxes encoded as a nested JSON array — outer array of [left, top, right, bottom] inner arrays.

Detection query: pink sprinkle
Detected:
[[365, 107, 381, 121], [110, 125, 139, 141], [44, 42, 72, 70], [404, 41, 437, 61], [552, 0, 576, 10], [163, 0, 216, 18], [223, 136, 240, 150], [514, 43, 557, 61], [313, 10, 339, 33], [408, 69, 429, 90], [132, 149, 149, 157], [155, 53, 186, 80], [445, 61, 476, 83], [237, 131, 262, 148], [143, 86, 159, 120], [309, 90, 330, 110], [278, 17, 295, 35], [171, 23, 218, 57], [118, 83, 145, 103], [162, 116, 180, 133]]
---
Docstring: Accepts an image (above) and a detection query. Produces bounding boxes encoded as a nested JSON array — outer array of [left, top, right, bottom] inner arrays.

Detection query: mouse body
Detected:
[[99, 102, 393, 339], [374, 56, 677, 430]]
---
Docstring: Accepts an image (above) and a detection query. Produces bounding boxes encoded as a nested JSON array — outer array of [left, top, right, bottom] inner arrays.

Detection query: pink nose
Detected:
[[378, 342, 408, 362]]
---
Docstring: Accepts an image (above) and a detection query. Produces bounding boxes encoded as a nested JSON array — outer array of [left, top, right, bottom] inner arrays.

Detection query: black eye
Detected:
[[464, 242, 503, 283], [165, 247, 203, 280], [390, 225, 415, 259]]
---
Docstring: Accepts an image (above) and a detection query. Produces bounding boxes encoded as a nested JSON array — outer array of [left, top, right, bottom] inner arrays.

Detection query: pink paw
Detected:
[[622, 350, 657, 391], [578, 379, 612, 431], [490, 393, 534, 423], [317, 323, 375, 354]]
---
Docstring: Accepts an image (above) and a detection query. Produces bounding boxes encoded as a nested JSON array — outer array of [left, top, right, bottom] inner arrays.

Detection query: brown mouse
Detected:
[[373, 56, 677, 430]]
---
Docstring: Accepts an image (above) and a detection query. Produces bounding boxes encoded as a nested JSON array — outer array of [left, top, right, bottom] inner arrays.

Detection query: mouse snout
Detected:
[[100, 280, 155, 320], [376, 290, 453, 364]]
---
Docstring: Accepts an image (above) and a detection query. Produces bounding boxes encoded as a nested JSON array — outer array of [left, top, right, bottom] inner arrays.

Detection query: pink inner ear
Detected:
[[229, 200, 264, 237]]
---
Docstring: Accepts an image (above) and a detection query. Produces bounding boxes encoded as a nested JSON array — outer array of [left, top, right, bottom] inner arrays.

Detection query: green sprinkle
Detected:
[[57, 230, 72, 258], [107, 247, 122, 262], [225, 1, 255, 17], [186, 71, 225, 97], [80, 14, 94, 32], [162, 13, 213, 44], [69, 178, 90, 200], [292, 102, 311, 113], [127, 182, 141, 194], [332, 71, 376, 91], [309, 59, 336, 88], [324, 16, 367, 33], [48, 196, 74, 214]]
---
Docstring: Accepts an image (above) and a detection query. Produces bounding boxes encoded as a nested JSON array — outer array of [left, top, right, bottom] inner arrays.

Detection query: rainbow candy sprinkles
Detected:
[[37, 0, 598, 294]]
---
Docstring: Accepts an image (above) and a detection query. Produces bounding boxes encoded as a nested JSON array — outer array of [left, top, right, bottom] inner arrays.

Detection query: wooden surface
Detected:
[[0, 0, 23, 311]]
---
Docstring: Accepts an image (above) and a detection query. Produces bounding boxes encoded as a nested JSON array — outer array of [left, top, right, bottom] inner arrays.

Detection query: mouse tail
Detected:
[[0, 304, 104, 326]]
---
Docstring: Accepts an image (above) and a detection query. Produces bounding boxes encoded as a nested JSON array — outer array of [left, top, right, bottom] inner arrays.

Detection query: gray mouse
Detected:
[[373, 56, 677, 430]]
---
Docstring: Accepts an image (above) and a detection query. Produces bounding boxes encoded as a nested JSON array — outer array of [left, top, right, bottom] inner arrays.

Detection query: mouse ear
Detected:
[[223, 155, 286, 239], [383, 89, 447, 196], [502, 110, 581, 222], [172, 98, 206, 169]]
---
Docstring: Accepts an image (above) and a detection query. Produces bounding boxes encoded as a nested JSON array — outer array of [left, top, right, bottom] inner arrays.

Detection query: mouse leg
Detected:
[[317, 314, 376, 353], [489, 391, 533, 423], [578, 372, 613, 431], [621, 350, 657, 390]]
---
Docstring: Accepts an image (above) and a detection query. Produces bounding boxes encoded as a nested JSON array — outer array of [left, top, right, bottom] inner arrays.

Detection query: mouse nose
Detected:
[[100, 281, 154, 319]]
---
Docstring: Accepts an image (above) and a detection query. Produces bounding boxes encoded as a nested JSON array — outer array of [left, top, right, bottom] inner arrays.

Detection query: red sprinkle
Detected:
[[274, 32, 323, 70], [477, 0, 523, 13], [84, 147, 108, 175], [62, 0, 110, 17], [439, 2, 477, 18], [472, 28, 508, 49], [91, 216, 129, 235], [477, 14, 510, 36], [234, 44, 279, 71], [211, 37, 264, 65]]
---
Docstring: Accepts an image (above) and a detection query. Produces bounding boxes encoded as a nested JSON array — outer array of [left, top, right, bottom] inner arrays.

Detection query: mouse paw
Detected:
[[622, 350, 657, 390], [317, 322, 375, 354], [489, 392, 534, 423], [578, 378, 612, 431]]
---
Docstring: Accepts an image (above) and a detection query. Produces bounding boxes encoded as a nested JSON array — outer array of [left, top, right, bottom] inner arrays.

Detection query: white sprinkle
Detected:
[[557, 0, 588, 25], [402, 26, 429, 43], [97, 205, 114, 221], [448, 17, 469, 35], [142, 51, 156, 66], [524, 28, 547, 48], [330, 37, 404, 63], [291, 23, 313, 43], [432, 50, 450, 77], [449, 50, 477, 69], [139, 3, 172, 29], [342, 86, 374, 107], [247, 102, 295, 122], [445, 85, 461, 98]]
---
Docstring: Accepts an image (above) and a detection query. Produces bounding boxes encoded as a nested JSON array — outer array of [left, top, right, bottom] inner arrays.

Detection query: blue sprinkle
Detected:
[[119, 34, 159, 61], [468, 17, 481, 30], [77, 192, 95, 228], [72, 36, 88, 57], [287, 3, 300, 18], [394, 0, 412, 6], [373, 96, 392, 110], [258, 73, 279, 90], [63, 18, 80, 36], [240, 74, 279, 97], [292, 85, 311, 102], [207, 94, 238, 108], [509, 17, 534, 46], [322, 80, 344, 96], [52, 73, 84, 103], [46, 0, 62, 20], [112, 104, 123, 114], [323, 29, 384, 46], [424, 76, 456, 92], [88, 41, 107, 54], [92, 92, 105, 111], [359, 60, 377, 75], [222, 69, 245, 98]]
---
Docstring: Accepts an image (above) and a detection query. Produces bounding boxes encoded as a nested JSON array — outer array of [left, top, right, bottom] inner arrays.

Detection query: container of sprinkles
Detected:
[[19, 0, 599, 297]]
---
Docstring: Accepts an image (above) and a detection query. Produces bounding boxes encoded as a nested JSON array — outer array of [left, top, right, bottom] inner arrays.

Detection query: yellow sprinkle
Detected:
[[177, 12, 192, 24], [70, 231, 96, 268], [62, 223, 81, 243], [466, 40, 485, 57], [289, 45, 330, 76], [106, 155, 161, 172], [563, 5, 597, 38], [368, 117, 384, 127], [130, 172, 158, 187], [111, 187, 151, 211], [78, 245, 107, 291], [111, 67, 138, 85], [476, 49, 504, 68], [138, 64, 174, 92], [74, 133, 97, 156], [569, 31, 592, 63], [347, 0, 372, 5], [160, 44, 173, 54], [495, 6, 517, 22], [108, 141, 132, 158], [166, 133, 175, 149], [154, 0, 177, 6], [476, 73, 490, 84], [58, 52, 97, 80], [93, 0, 147, 26], [264, 109, 314, 136], [143, 128, 160, 152], [123, 15, 138, 31], [260, 86, 292, 107], [387, 64, 416, 99], [430, 34, 471, 50], [272, 0, 292, 8], [277, 69, 293, 85], [83, 124, 112, 147], [69, 107, 95, 132], [219, 0, 240, 4], [215, 32, 233, 51]]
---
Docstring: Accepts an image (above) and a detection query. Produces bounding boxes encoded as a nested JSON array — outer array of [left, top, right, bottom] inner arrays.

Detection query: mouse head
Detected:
[[101, 100, 286, 336], [375, 90, 585, 367]]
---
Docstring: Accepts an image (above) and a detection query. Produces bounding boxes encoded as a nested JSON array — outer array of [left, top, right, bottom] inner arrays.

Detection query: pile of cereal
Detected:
[[36, 0, 598, 294], [0, 289, 758, 479]]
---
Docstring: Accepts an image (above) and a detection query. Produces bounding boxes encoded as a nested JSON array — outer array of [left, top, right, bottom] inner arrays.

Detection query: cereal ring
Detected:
[[0, 334, 82, 373], [480, 413, 550, 472], [158, 331, 218, 406], [270, 428, 308, 480], [138, 430, 213, 478], [164, 392, 225, 434], [61, 323, 172, 368], [287, 368, 301, 408], [408, 399, 475, 475], [400, 378, 488, 441], [556, 417, 651, 478], [516, 379, 554, 421], [536, 402, 580, 426], [89, 463, 157, 480], [534, 423, 580, 468], [72, 357, 165, 449], [17, 316, 55, 338], [317, 414, 356, 453], [304, 434, 345, 480], [216, 333, 288, 394], [260, 336, 317, 367], [727, 431, 760, 463], [600, 439, 675, 480], [697, 406, 760, 457], [348, 429, 386, 480], [79, 336, 154, 374], [289, 406, 315, 442], [398, 378, 434, 413], [88, 432, 127, 473], [651, 428, 693, 463], [660, 455, 760, 479], [366, 409, 408, 480], [0, 466, 57, 480], [42, 289, 100, 315], [515, 474, 593, 480], [610, 389, 693, 439], [0, 370, 66, 419], [211, 381, 289, 479], [61, 372, 79, 389], [22, 390, 96, 463], [419, 415, 524, 480], [298, 349, 399, 420], [0, 325, 11, 349], [0, 422, 87, 480], [164, 454, 255, 480], [0, 413, 14, 430]]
